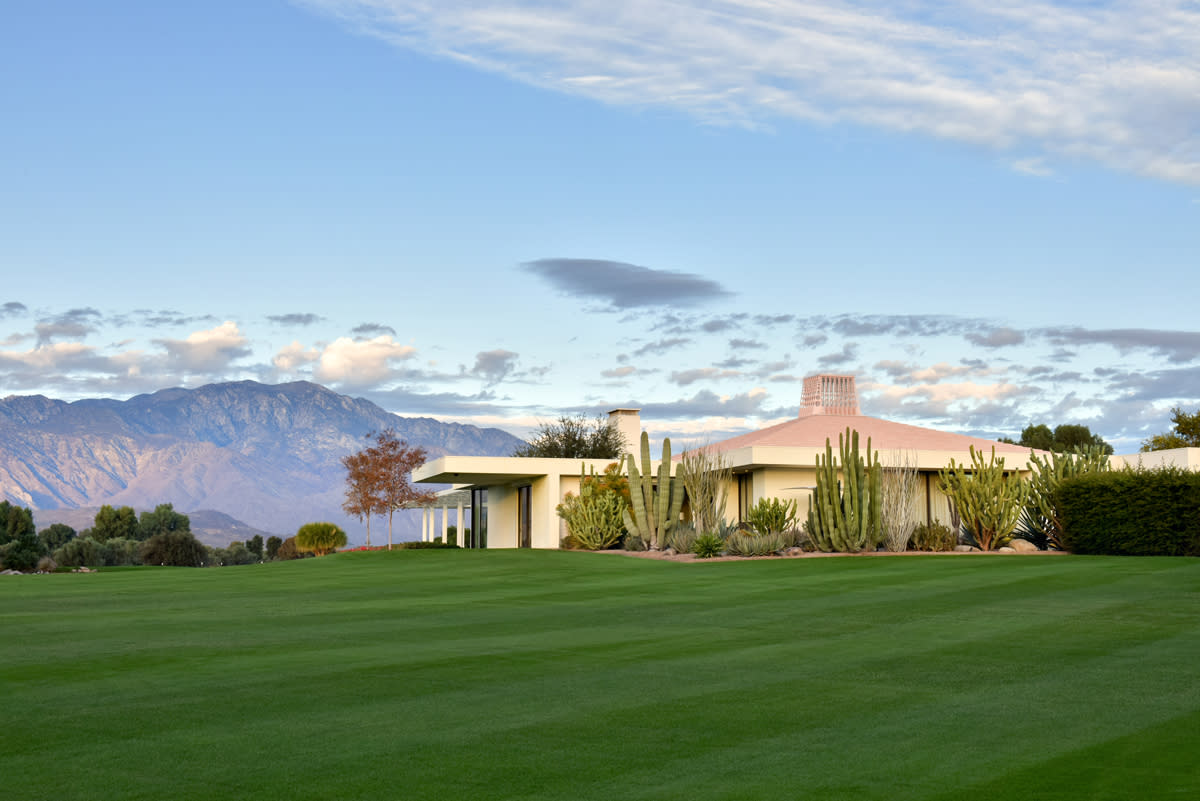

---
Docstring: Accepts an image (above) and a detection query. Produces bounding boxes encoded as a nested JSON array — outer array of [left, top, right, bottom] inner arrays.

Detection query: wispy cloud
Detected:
[[1, 301, 28, 319], [464, 349, 519, 385], [523, 258, 732, 309], [1041, 326, 1200, 363], [352, 322, 397, 338], [35, 308, 102, 345], [268, 312, 324, 327], [302, 0, 1200, 184]]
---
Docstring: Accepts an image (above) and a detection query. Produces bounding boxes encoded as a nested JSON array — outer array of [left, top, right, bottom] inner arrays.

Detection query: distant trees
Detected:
[[1142, 407, 1200, 451], [137, 503, 191, 540], [1001, 423, 1112, 455], [513, 414, 627, 459], [265, 535, 284, 560], [342, 429, 433, 549], [89, 504, 138, 542], [295, 522, 348, 556], [245, 534, 264, 559], [140, 529, 206, 567], [38, 523, 76, 552], [0, 501, 42, 571]]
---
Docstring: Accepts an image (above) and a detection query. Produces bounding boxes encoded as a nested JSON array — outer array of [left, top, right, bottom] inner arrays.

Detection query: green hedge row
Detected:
[[1059, 469, 1200, 555]]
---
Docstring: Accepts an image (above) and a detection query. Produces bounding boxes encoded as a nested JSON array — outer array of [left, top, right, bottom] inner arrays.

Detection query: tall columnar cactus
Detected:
[[806, 427, 881, 552], [938, 446, 1030, 551], [622, 432, 684, 550], [1023, 445, 1110, 549]]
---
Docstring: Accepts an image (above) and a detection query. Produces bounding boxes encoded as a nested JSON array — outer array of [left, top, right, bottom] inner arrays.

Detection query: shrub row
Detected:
[[1059, 469, 1200, 556]]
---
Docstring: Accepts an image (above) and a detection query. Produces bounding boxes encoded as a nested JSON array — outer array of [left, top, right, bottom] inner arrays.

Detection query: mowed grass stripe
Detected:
[[3, 551, 1199, 800]]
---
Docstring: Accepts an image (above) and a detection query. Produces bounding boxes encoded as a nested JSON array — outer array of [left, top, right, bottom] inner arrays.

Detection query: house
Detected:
[[412, 374, 1043, 549]]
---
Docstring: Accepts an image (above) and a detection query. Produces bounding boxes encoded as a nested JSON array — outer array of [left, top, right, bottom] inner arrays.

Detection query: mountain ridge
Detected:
[[0, 381, 524, 544]]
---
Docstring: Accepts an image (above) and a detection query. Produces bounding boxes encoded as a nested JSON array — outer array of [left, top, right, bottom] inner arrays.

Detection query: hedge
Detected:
[[1059, 468, 1200, 555]]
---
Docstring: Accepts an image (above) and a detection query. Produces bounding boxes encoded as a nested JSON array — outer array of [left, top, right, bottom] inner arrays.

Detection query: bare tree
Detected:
[[880, 450, 920, 552], [368, 429, 435, 550]]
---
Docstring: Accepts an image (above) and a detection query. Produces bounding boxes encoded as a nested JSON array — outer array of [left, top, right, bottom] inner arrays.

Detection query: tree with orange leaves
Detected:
[[342, 429, 435, 549]]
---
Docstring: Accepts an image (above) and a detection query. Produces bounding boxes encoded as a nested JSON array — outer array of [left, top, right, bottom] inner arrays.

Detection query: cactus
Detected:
[[938, 446, 1030, 550], [622, 432, 684, 551], [1022, 445, 1110, 549], [806, 427, 881, 552]]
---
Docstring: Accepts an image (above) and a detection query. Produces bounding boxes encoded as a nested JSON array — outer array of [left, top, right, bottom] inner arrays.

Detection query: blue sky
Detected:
[[2, 0, 1197, 451]]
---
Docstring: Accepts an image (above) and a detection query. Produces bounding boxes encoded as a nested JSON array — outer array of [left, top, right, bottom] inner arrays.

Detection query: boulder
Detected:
[[953, 545, 980, 553], [997, 546, 1016, 553], [1009, 539, 1039, 553]]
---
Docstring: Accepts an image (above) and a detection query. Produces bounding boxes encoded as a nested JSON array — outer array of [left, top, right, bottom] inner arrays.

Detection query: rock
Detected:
[[953, 545, 980, 552], [784, 547, 804, 556], [997, 546, 1016, 552], [663, 547, 677, 556], [1009, 539, 1039, 553]]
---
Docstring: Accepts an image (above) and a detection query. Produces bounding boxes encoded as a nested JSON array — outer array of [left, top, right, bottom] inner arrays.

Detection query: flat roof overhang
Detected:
[[414, 455, 629, 488]]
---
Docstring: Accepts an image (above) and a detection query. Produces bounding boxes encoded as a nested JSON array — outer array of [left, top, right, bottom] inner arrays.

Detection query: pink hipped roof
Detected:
[[707, 412, 1035, 458]]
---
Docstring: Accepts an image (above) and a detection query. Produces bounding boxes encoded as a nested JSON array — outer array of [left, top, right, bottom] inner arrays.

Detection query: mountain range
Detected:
[[0, 381, 524, 545]]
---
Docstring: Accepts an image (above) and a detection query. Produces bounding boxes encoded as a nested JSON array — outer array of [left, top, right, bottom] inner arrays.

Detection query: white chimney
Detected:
[[607, 408, 642, 456]]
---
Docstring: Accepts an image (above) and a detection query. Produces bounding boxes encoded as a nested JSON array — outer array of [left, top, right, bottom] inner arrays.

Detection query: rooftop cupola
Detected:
[[799, 374, 860, 417]]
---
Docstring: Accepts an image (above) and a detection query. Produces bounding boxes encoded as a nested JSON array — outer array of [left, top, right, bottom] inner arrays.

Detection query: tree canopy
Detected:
[[512, 414, 627, 459], [1001, 423, 1112, 455], [137, 504, 191, 541], [89, 504, 139, 543], [1142, 407, 1200, 451], [342, 429, 433, 549]]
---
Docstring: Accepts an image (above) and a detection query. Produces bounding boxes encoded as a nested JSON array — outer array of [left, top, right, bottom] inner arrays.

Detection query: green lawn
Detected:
[[4, 552, 1200, 800]]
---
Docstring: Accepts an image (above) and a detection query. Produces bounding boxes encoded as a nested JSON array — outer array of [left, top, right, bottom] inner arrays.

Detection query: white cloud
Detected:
[[302, 0, 1200, 184], [273, 341, 322, 373], [314, 335, 417, 386], [155, 321, 252, 373]]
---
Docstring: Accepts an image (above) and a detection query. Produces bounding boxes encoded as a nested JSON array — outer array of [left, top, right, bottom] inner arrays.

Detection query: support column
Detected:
[[441, 504, 448, 543], [457, 498, 465, 548]]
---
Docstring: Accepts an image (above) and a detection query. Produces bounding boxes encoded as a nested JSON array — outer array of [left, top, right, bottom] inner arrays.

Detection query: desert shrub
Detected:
[[401, 541, 459, 549], [693, 533, 724, 558], [139, 530, 207, 567], [678, 446, 732, 535], [909, 522, 958, 552], [725, 530, 785, 557], [622, 532, 647, 552], [880, 452, 920, 552], [295, 522, 348, 556], [745, 497, 798, 536], [210, 542, 257, 565], [666, 523, 698, 553], [54, 536, 105, 567], [103, 538, 142, 566], [36, 555, 57, 572], [1059, 467, 1200, 555], [556, 462, 629, 550]]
